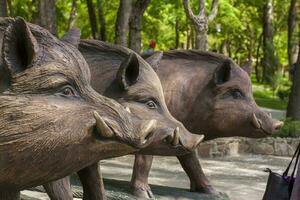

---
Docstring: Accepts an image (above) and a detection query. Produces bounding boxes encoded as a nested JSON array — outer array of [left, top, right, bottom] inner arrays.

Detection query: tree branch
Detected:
[[199, 0, 205, 16], [183, 0, 197, 22], [208, 0, 218, 21]]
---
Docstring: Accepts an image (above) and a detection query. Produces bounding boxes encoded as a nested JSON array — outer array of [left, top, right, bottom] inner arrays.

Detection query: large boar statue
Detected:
[[0, 18, 167, 200], [42, 38, 204, 199], [131, 50, 284, 198]]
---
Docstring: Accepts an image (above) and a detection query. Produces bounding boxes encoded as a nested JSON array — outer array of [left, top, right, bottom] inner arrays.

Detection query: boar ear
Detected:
[[145, 51, 163, 71], [117, 53, 140, 90], [2, 17, 39, 75], [213, 59, 231, 85], [241, 59, 252, 76], [61, 28, 81, 47]]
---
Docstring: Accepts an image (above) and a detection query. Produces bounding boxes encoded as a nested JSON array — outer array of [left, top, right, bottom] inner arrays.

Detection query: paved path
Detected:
[[100, 154, 290, 200], [22, 154, 290, 200], [261, 107, 286, 120]]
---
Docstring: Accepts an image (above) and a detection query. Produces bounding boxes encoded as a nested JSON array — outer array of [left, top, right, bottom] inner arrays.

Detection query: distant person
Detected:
[[143, 40, 156, 56]]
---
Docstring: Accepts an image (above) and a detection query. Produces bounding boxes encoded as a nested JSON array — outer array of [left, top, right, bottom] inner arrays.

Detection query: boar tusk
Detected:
[[268, 112, 272, 118], [251, 113, 261, 129], [165, 133, 173, 143], [93, 111, 114, 138], [125, 106, 131, 113], [171, 127, 180, 146], [140, 119, 157, 144]]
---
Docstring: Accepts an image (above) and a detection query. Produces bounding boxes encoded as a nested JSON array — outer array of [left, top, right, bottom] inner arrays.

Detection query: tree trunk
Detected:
[[183, 0, 218, 51], [86, 0, 98, 39], [255, 34, 263, 82], [261, 0, 278, 85], [175, 16, 180, 49], [0, 0, 7, 17], [287, 40, 300, 120], [288, 0, 298, 69], [115, 0, 132, 46], [6, 0, 12, 16], [38, 0, 57, 35], [68, 0, 78, 29], [129, 0, 151, 53], [97, 0, 106, 41], [186, 24, 190, 49], [191, 26, 195, 49], [195, 31, 207, 50]]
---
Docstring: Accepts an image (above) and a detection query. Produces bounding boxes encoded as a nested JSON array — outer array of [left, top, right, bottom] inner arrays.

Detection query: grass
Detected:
[[252, 84, 288, 110], [251, 77, 288, 111]]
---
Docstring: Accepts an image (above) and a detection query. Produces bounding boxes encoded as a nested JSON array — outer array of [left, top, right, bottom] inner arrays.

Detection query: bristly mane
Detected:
[[80, 39, 132, 58], [163, 50, 230, 64]]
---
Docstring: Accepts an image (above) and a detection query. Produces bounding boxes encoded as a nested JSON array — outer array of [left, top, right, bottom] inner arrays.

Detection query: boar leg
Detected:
[[77, 162, 106, 200], [177, 151, 216, 193], [0, 190, 20, 200], [43, 177, 73, 200], [130, 154, 154, 199]]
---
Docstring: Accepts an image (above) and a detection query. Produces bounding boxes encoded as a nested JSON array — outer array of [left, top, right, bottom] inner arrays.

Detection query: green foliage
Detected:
[[252, 76, 288, 110], [274, 118, 300, 138], [5, 0, 296, 113]]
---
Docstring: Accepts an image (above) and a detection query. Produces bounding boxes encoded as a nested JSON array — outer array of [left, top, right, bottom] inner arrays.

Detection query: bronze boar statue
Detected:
[[132, 50, 284, 197], [0, 18, 166, 200]]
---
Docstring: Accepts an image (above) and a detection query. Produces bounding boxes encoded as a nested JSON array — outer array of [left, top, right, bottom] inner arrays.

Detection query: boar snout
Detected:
[[250, 112, 283, 136], [273, 120, 284, 132]]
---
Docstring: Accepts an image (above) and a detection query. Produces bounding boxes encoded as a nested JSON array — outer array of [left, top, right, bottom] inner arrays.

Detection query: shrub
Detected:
[[274, 118, 300, 138]]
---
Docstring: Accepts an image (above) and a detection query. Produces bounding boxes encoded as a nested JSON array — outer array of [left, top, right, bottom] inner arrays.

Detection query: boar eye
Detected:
[[59, 86, 77, 97], [146, 100, 157, 109], [231, 89, 244, 99], [223, 89, 244, 99]]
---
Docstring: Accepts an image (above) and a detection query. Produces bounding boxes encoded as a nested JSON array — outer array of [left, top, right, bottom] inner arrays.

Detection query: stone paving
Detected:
[[21, 154, 291, 200], [99, 154, 290, 200]]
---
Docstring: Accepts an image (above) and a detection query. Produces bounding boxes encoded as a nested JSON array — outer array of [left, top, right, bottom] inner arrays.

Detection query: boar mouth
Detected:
[[93, 111, 116, 138], [251, 113, 272, 136], [163, 128, 204, 151]]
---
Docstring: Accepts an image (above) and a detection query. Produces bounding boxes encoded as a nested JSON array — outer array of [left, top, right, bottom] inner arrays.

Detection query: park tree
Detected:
[[287, 39, 300, 120], [38, 0, 57, 35], [67, 0, 78, 29], [261, 0, 279, 85], [183, 0, 218, 51], [129, 0, 151, 52], [0, 0, 7, 17], [288, 0, 299, 69], [115, 0, 132, 46], [86, 0, 98, 39], [97, 0, 106, 41]]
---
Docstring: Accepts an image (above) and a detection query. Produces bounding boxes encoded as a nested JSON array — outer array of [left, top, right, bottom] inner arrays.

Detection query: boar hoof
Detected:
[[132, 185, 154, 199], [93, 111, 114, 138]]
